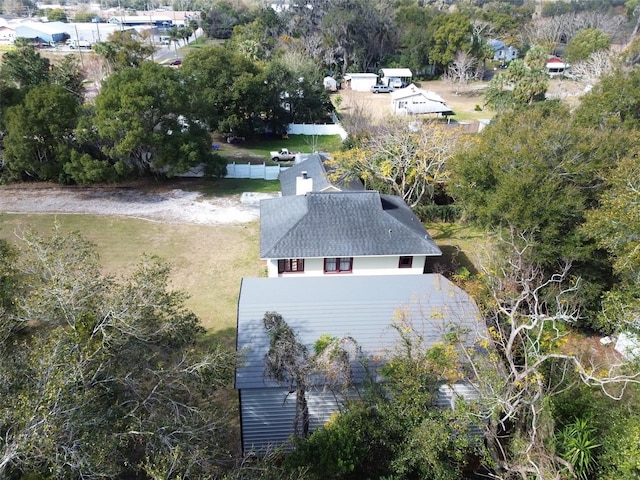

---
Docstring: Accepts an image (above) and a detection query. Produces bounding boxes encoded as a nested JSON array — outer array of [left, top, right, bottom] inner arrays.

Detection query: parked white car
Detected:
[[371, 84, 394, 93]]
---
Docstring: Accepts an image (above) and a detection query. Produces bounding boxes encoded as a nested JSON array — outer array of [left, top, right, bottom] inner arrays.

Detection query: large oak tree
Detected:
[[92, 61, 224, 177], [0, 228, 236, 479]]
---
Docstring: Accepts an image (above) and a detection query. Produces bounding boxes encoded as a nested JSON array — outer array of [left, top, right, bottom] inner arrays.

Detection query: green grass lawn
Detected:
[[425, 222, 487, 275], [172, 177, 282, 196], [213, 134, 345, 164]]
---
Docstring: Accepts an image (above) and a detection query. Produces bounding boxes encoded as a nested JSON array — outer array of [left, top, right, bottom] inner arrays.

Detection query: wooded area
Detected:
[[3, 0, 640, 478]]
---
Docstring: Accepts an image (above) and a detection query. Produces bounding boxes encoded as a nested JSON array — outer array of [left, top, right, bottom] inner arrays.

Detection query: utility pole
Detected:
[[74, 24, 85, 69]]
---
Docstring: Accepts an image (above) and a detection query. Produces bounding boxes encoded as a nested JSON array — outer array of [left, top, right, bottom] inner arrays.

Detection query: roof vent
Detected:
[[302, 171, 308, 179]]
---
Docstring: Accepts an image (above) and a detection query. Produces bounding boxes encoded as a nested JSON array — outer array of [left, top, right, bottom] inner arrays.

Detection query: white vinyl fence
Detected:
[[287, 121, 348, 140], [179, 120, 348, 180], [225, 119, 347, 180], [226, 163, 289, 180]]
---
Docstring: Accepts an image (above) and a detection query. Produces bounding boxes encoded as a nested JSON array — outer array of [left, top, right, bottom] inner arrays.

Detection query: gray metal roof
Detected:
[[235, 274, 485, 389], [278, 154, 364, 196], [259, 191, 441, 259]]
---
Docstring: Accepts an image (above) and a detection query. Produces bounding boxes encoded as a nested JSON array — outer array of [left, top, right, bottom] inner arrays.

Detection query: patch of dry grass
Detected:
[[0, 214, 264, 333], [333, 79, 494, 126]]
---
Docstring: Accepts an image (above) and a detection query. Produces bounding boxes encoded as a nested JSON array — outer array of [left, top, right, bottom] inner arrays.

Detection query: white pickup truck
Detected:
[[270, 148, 299, 161], [66, 39, 92, 49]]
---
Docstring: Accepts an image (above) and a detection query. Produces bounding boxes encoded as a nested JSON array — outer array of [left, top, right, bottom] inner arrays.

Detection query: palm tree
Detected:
[[167, 27, 180, 56]]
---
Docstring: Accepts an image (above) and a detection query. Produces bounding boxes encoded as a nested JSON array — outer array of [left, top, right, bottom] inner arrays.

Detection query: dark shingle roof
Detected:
[[260, 191, 441, 259], [279, 154, 364, 196], [235, 274, 485, 389]]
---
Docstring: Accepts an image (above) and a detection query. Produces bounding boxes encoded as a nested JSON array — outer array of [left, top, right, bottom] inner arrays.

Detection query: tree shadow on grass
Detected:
[[200, 326, 237, 350], [429, 244, 478, 277], [428, 222, 484, 241]]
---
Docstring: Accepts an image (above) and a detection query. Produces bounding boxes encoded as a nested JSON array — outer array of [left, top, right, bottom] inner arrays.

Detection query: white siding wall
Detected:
[[349, 77, 378, 92], [266, 255, 427, 277]]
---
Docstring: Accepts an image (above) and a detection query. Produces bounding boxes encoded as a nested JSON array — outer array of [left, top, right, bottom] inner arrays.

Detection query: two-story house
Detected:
[[235, 153, 485, 453]]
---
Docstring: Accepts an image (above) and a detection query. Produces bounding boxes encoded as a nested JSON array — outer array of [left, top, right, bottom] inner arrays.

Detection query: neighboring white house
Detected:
[[259, 191, 442, 278], [235, 274, 486, 452], [379, 68, 412, 88], [489, 39, 519, 63], [390, 84, 454, 116], [344, 72, 378, 91]]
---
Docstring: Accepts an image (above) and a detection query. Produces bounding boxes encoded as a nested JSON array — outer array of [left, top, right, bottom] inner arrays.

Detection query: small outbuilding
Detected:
[[379, 68, 413, 88], [343, 73, 379, 92], [546, 55, 568, 76], [323, 76, 338, 92]]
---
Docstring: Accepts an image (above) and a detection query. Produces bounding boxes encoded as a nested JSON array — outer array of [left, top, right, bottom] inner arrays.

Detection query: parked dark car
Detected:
[[370, 84, 394, 93], [169, 59, 182, 67]]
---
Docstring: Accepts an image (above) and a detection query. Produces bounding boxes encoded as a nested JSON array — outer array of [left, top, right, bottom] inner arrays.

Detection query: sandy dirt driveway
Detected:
[[0, 183, 280, 225], [334, 79, 489, 125], [334, 78, 587, 124]]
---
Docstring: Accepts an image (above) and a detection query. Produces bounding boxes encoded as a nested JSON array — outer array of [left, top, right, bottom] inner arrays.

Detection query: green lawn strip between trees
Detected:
[[179, 177, 282, 196], [214, 134, 345, 165]]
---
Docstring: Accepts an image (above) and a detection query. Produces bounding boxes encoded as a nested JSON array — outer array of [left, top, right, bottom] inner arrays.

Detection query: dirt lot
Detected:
[[334, 78, 588, 125], [0, 182, 279, 225], [334, 79, 489, 124]]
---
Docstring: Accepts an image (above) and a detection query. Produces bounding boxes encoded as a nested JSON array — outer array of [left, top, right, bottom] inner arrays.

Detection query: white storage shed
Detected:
[[344, 73, 379, 92]]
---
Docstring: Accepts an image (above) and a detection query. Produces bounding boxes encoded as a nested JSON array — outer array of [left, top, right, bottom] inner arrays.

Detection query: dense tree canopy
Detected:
[[0, 228, 236, 479], [92, 61, 224, 177], [564, 27, 611, 63], [93, 30, 156, 72], [583, 153, 640, 333], [2, 84, 79, 181], [426, 13, 475, 71], [0, 44, 50, 88], [201, 0, 255, 39], [447, 101, 631, 315], [181, 45, 265, 135], [574, 67, 640, 129], [395, 5, 439, 75], [45, 6, 67, 21]]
